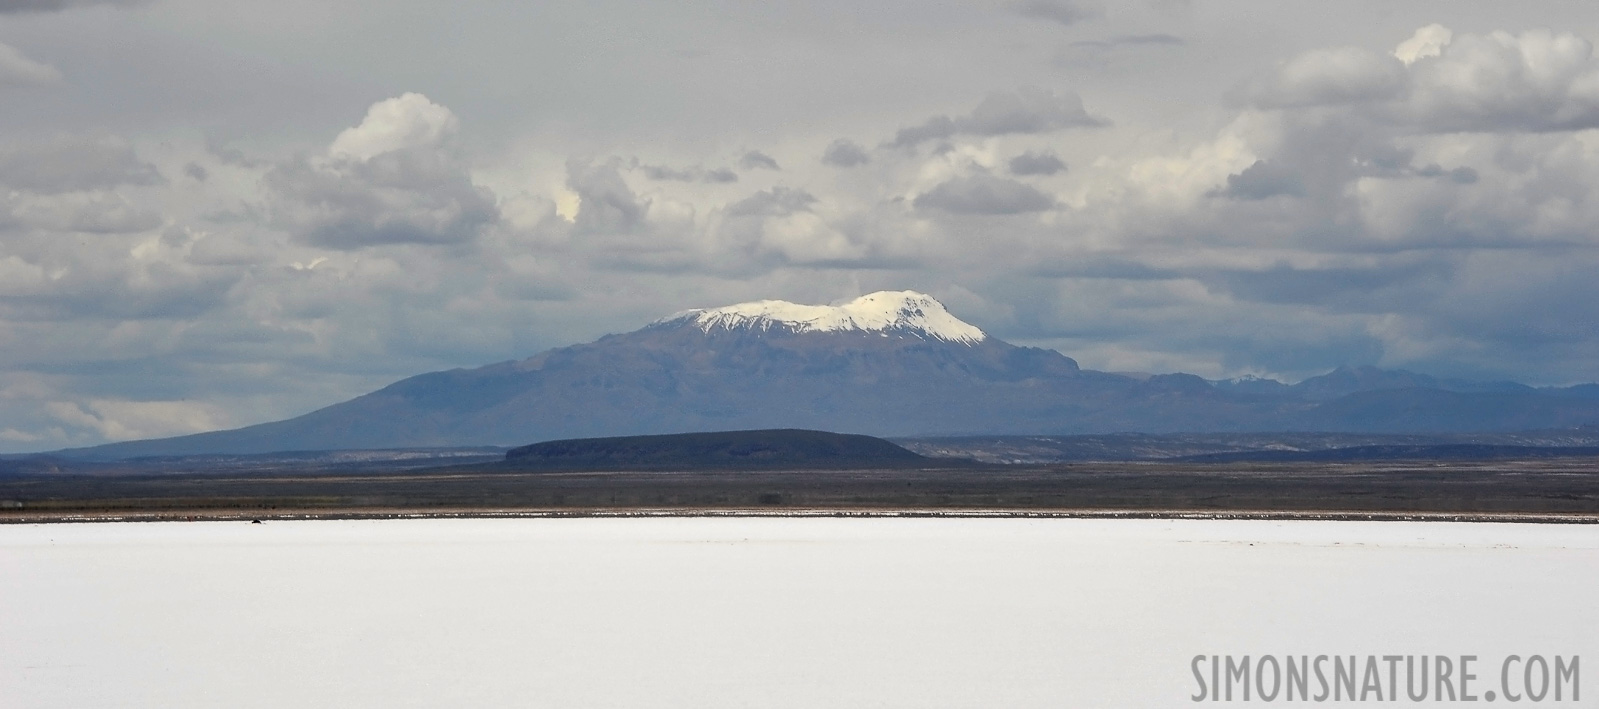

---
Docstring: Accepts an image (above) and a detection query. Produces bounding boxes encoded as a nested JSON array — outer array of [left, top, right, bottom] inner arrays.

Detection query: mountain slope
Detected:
[[64, 291, 1599, 459]]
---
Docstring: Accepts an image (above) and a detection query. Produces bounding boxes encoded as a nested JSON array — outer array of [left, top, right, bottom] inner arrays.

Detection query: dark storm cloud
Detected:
[[1011, 0, 1102, 26], [820, 139, 870, 167], [0, 138, 163, 193], [0, 0, 146, 12], [1214, 160, 1305, 200], [889, 87, 1106, 148], [738, 151, 780, 171], [1008, 150, 1066, 176], [914, 174, 1056, 215]]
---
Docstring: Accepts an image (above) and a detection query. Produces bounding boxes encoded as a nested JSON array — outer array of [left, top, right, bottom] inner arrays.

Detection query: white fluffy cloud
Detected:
[[328, 93, 461, 162]]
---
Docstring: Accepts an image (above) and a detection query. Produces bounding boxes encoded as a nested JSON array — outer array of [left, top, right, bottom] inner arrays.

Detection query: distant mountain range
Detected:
[[64, 290, 1599, 459]]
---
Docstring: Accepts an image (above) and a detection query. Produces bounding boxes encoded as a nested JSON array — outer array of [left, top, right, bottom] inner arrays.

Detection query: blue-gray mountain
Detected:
[[69, 291, 1599, 458]]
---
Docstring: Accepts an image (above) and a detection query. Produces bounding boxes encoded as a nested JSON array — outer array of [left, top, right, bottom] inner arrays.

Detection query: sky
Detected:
[[2, 0, 1599, 450]]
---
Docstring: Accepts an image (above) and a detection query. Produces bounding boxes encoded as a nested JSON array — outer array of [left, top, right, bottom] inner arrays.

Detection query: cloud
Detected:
[[267, 94, 497, 249], [738, 150, 780, 171], [5, 190, 162, 232], [1243, 46, 1407, 109], [1008, 150, 1067, 176], [1248, 25, 1599, 133], [567, 157, 647, 235], [328, 93, 460, 162], [0, 137, 163, 193], [0, 0, 146, 13], [725, 187, 817, 217], [45, 399, 232, 441], [639, 163, 740, 183], [0, 41, 62, 86], [890, 87, 1106, 147], [1414, 164, 1477, 184], [640, 164, 697, 181], [1214, 160, 1304, 200], [715, 188, 866, 266], [1012, 0, 1102, 26], [821, 139, 870, 167], [1400, 27, 1599, 132], [914, 174, 1056, 214]]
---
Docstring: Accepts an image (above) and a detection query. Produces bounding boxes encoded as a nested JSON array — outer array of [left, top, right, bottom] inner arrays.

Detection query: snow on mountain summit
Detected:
[[660, 290, 987, 344]]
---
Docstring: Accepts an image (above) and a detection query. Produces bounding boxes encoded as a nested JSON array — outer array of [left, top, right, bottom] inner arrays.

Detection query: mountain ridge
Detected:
[[54, 290, 1599, 459]]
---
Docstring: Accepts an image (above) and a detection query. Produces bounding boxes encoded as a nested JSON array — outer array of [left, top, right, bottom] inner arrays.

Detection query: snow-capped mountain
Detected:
[[65, 291, 1599, 458], [659, 291, 986, 345]]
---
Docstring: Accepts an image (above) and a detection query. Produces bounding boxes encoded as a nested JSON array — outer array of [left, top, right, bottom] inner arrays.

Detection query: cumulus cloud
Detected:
[[1401, 28, 1599, 132], [738, 150, 780, 171], [890, 87, 1106, 147], [328, 93, 460, 162], [567, 158, 647, 235], [1214, 160, 1304, 200], [6, 190, 162, 232], [266, 156, 497, 249], [1011, 0, 1102, 26], [1393, 24, 1451, 65], [914, 174, 1056, 214], [725, 187, 816, 217], [267, 93, 497, 249], [821, 138, 870, 167], [1244, 46, 1407, 108], [1248, 26, 1599, 132], [0, 41, 62, 86], [0, 137, 163, 193], [715, 187, 866, 266], [1008, 150, 1067, 176]]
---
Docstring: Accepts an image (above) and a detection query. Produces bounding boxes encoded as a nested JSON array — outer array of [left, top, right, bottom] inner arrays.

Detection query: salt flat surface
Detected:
[[2, 518, 1595, 707]]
